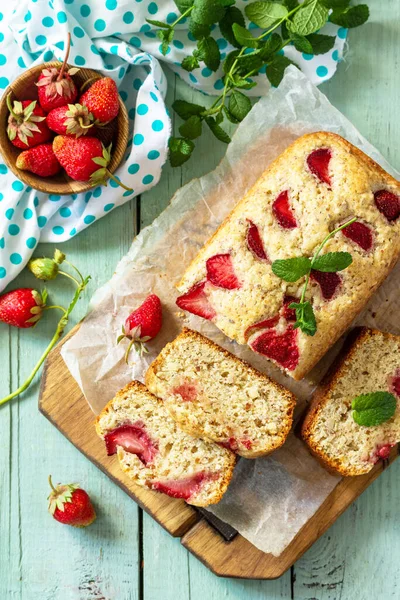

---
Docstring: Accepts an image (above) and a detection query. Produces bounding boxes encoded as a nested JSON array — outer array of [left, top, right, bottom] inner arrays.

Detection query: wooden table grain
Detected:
[[1, 2, 399, 597]]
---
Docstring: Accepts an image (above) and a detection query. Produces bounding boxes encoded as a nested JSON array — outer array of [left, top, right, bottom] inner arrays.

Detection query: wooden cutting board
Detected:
[[39, 325, 399, 579]]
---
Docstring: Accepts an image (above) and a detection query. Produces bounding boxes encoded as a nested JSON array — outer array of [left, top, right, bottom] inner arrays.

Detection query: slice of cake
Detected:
[[145, 328, 296, 458], [302, 328, 400, 476], [95, 381, 236, 506], [176, 132, 400, 380]]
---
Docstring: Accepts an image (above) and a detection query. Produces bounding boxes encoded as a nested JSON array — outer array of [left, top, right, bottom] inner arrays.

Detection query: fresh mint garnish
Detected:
[[147, 0, 369, 167], [352, 392, 397, 427], [271, 218, 356, 335]]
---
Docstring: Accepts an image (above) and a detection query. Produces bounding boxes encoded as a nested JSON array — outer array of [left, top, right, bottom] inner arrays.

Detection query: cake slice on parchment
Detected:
[[176, 132, 400, 380], [145, 328, 296, 458], [95, 381, 236, 507], [302, 328, 400, 476]]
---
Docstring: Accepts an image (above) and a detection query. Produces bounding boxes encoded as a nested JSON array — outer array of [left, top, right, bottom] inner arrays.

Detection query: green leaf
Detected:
[[245, 2, 288, 29], [181, 55, 200, 71], [146, 19, 171, 29], [215, 110, 224, 125], [330, 4, 369, 28], [352, 392, 397, 427], [312, 251, 352, 273], [157, 29, 174, 55], [258, 33, 282, 61], [306, 33, 335, 55], [197, 36, 220, 71], [172, 99, 205, 120], [229, 74, 257, 89], [219, 6, 246, 49], [290, 301, 317, 336], [266, 55, 294, 87], [271, 256, 311, 282], [189, 17, 211, 39], [232, 23, 259, 48], [283, 0, 299, 9], [223, 105, 241, 124], [179, 115, 203, 139], [205, 117, 231, 143], [290, 0, 329, 36], [236, 52, 263, 76], [320, 0, 350, 8], [174, 0, 194, 11], [223, 50, 240, 73], [291, 33, 313, 54], [169, 136, 195, 167], [229, 90, 251, 122], [192, 0, 225, 26]]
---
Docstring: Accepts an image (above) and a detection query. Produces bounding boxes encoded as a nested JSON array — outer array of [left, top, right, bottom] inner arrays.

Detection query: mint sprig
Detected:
[[272, 217, 356, 336], [352, 392, 397, 427], [147, 0, 369, 167]]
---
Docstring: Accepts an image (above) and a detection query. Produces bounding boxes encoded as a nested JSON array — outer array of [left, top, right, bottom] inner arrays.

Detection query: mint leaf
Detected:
[[179, 115, 203, 139], [229, 74, 257, 89], [172, 100, 205, 120], [283, 0, 299, 9], [312, 251, 352, 273], [258, 33, 282, 61], [266, 55, 294, 87], [306, 33, 335, 55], [189, 17, 211, 39], [223, 105, 241, 124], [232, 23, 259, 48], [174, 0, 194, 11], [320, 0, 350, 8], [352, 392, 397, 427], [223, 50, 240, 73], [245, 2, 288, 29], [205, 117, 231, 143], [291, 33, 313, 54], [146, 19, 171, 29], [290, 301, 317, 336], [197, 36, 220, 71], [330, 4, 369, 28], [181, 55, 200, 71], [229, 90, 251, 121], [192, 0, 225, 26], [157, 29, 174, 55], [236, 52, 263, 76], [219, 6, 245, 49], [290, 0, 329, 36], [169, 137, 195, 167], [272, 256, 311, 282]]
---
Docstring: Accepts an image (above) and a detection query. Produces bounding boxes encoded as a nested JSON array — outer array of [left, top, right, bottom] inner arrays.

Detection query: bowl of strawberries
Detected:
[[0, 34, 129, 195]]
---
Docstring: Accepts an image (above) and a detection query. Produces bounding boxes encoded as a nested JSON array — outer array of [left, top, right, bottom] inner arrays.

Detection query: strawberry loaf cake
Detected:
[[145, 328, 296, 458], [95, 381, 235, 506], [176, 132, 400, 380], [302, 328, 400, 476]]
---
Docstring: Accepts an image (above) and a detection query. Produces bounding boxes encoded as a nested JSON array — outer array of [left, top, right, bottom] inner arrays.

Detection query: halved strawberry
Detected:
[[104, 423, 158, 464], [151, 472, 215, 500], [342, 221, 373, 251], [310, 270, 341, 300], [246, 221, 268, 261], [282, 295, 297, 321], [172, 381, 198, 402], [206, 254, 241, 290], [307, 148, 332, 186], [250, 325, 299, 370], [272, 191, 297, 229], [244, 315, 279, 341], [374, 189, 400, 222], [176, 281, 216, 320]]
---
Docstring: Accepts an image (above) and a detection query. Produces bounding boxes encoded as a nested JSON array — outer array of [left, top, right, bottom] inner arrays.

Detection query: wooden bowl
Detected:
[[0, 62, 129, 195]]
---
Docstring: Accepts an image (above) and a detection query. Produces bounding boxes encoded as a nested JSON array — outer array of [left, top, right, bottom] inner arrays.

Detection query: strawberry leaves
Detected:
[[271, 218, 356, 336], [352, 392, 397, 427]]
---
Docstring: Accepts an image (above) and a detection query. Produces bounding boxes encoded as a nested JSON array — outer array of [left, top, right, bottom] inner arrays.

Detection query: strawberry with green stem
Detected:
[[46, 103, 96, 138], [7, 97, 52, 149], [117, 294, 162, 363], [0, 288, 47, 328], [48, 475, 96, 527]]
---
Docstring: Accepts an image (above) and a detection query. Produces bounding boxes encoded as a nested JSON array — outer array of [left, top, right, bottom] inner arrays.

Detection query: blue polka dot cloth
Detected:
[[0, 2, 347, 290]]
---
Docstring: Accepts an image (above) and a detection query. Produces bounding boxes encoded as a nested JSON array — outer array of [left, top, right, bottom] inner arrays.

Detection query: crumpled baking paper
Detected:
[[62, 67, 400, 556]]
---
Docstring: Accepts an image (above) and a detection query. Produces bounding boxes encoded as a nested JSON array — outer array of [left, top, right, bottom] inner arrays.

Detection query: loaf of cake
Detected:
[[95, 381, 236, 506], [145, 328, 296, 458], [302, 328, 400, 476], [176, 132, 400, 380]]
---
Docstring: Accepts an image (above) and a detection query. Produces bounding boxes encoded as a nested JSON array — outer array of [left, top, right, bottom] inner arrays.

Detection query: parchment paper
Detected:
[[62, 67, 400, 556]]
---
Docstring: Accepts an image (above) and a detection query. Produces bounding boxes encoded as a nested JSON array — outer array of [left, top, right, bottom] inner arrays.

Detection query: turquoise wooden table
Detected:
[[1, 2, 399, 597]]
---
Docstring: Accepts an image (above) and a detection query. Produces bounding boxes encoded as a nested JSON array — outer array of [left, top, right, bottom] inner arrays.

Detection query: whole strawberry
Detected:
[[53, 135, 132, 190], [117, 294, 162, 362], [36, 33, 79, 112], [48, 475, 96, 528], [16, 143, 61, 177], [7, 97, 52, 149], [0, 288, 47, 328], [80, 77, 120, 124], [47, 103, 95, 137]]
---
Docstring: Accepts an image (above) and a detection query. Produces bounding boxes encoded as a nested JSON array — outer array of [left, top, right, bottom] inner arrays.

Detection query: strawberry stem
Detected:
[[58, 270, 81, 287], [44, 305, 67, 314], [125, 339, 136, 364], [78, 117, 94, 130], [57, 32, 71, 81], [106, 171, 133, 192], [48, 475, 57, 493], [0, 275, 90, 407]]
